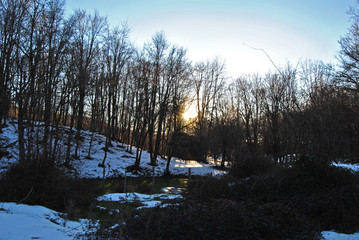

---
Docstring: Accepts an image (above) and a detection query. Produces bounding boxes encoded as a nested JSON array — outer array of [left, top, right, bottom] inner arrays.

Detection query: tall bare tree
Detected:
[[0, 0, 27, 129], [192, 58, 226, 161], [70, 10, 106, 158]]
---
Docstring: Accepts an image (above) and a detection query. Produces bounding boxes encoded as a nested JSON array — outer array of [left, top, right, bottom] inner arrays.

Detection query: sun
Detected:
[[182, 104, 197, 121]]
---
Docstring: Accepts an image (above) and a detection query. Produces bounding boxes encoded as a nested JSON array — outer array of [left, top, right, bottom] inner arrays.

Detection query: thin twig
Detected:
[[243, 42, 283, 76], [18, 186, 33, 204]]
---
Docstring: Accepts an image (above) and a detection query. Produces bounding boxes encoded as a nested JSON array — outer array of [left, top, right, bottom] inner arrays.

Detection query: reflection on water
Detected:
[[162, 186, 186, 195]]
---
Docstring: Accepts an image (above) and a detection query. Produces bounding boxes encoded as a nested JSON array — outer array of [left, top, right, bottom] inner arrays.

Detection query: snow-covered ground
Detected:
[[0, 189, 183, 239], [0, 202, 95, 240], [332, 162, 359, 172], [97, 189, 182, 209], [0, 120, 226, 178], [322, 231, 359, 240]]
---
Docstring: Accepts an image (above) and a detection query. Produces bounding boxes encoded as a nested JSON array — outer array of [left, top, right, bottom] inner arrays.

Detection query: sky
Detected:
[[65, 0, 357, 78]]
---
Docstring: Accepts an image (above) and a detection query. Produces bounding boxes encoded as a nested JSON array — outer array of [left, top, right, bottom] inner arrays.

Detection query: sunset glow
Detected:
[[182, 104, 197, 121]]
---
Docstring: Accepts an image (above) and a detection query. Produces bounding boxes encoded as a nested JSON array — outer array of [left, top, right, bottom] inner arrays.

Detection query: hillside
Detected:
[[0, 119, 226, 178]]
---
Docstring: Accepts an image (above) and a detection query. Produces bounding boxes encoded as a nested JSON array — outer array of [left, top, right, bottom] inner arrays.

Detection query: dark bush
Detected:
[[230, 154, 276, 178], [231, 162, 359, 233], [123, 199, 319, 240], [293, 184, 359, 233], [247, 161, 359, 201], [186, 161, 359, 233], [186, 175, 232, 201]]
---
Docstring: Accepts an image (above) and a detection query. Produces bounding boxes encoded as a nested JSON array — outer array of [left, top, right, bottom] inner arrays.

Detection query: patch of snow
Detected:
[[96, 205, 107, 211], [174, 160, 203, 168], [322, 231, 359, 240], [97, 191, 182, 210], [332, 162, 359, 172], [110, 223, 120, 229], [97, 193, 130, 202], [0, 202, 95, 240], [109, 209, 120, 215], [97, 192, 182, 203], [137, 200, 162, 209]]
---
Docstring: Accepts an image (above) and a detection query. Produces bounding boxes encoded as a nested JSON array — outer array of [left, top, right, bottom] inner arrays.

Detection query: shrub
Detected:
[[231, 162, 359, 232], [122, 199, 319, 240], [230, 154, 276, 178], [187, 161, 359, 233], [186, 175, 232, 201]]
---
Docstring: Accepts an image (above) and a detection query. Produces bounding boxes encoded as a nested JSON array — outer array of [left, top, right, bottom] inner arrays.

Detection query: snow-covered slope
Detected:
[[0, 202, 94, 240], [0, 120, 226, 178]]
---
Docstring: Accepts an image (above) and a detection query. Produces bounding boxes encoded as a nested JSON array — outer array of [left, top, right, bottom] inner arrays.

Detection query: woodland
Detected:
[[1, 0, 359, 239]]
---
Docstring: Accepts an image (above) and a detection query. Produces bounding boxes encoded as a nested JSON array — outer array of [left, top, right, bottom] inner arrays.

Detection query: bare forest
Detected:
[[1, 0, 358, 169], [1, 0, 359, 239]]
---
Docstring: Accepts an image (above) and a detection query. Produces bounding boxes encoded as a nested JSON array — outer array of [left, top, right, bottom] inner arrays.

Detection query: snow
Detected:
[[322, 231, 359, 240], [174, 159, 203, 168], [0, 202, 94, 240], [97, 191, 182, 209], [332, 162, 359, 172], [0, 119, 226, 178]]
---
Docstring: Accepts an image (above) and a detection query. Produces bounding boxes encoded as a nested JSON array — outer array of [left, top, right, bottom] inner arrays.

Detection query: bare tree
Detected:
[[144, 32, 169, 165], [153, 45, 189, 162], [40, 0, 74, 161], [338, 5, 359, 91], [0, 0, 27, 129], [99, 24, 132, 167], [231, 74, 264, 155], [192, 58, 226, 162], [69, 10, 106, 158]]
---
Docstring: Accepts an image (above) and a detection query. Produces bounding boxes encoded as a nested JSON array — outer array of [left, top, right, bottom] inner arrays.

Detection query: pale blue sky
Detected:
[[66, 0, 357, 77]]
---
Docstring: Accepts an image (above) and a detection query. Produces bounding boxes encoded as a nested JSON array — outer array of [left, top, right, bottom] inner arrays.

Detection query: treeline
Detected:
[[1, 0, 358, 171]]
